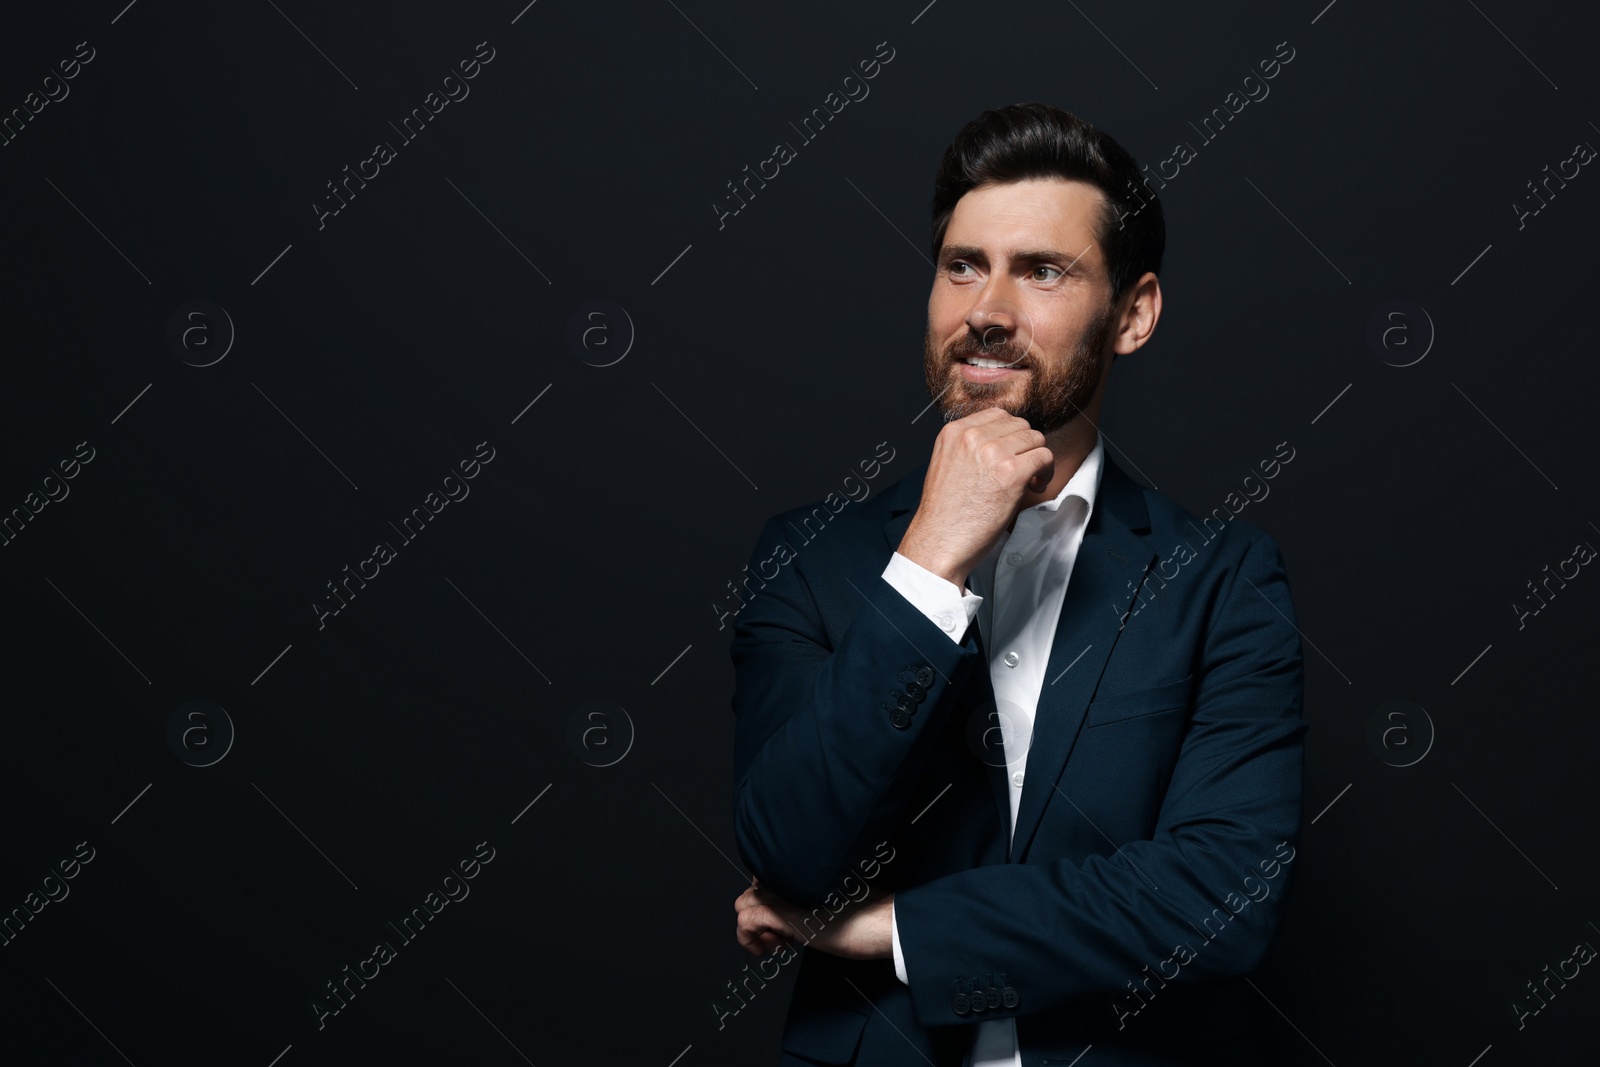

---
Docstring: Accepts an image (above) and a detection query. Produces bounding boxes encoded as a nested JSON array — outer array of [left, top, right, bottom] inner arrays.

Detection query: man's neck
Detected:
[[1016, 423, 1099, 513]]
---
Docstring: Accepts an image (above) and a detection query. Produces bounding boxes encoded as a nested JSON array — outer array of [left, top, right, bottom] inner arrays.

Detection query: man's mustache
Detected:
[[945, 334, 1031, 369]]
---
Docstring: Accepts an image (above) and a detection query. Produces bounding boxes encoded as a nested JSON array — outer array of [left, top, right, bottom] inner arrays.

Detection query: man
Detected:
[[729, 102, 1306, 1066]]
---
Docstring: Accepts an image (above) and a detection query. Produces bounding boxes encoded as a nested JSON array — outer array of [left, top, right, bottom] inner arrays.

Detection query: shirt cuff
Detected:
[[881, 551, 981, 644], [890, 900, 908, 985]]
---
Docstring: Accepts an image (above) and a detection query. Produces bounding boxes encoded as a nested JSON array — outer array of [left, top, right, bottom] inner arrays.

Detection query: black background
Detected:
[[1, 1, 1596, 1064]]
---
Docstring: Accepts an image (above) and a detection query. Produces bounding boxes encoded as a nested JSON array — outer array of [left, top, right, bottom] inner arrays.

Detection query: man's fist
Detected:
[[896, 409, 1054, 589]]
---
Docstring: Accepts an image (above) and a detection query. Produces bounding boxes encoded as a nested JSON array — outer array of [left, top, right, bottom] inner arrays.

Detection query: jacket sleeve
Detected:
[[891, 529, 1308, 1027], [729, 515, 984, 908]]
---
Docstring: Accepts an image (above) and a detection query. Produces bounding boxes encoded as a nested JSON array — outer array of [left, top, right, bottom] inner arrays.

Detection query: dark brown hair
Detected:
[[930, 103, 1164, 307]]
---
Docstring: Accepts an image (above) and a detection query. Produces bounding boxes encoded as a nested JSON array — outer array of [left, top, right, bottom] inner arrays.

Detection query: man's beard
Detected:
[[922, 303, 1117, 436]]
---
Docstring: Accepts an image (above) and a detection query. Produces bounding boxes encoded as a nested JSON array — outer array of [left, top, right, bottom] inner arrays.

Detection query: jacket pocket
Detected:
[[779, 999, 871, 1064], [1085, 673, 1193, 727]]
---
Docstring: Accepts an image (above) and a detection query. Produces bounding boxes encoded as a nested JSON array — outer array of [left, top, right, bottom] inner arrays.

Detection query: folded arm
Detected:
[[892, 530, 1308, 1027], [729, 516, 983, 908]]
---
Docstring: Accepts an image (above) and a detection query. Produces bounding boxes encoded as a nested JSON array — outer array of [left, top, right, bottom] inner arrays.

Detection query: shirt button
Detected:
[[936, 614, 954, 632], [1003, 651, 1020, 668], [1012, 771, 1025, 786], [1006, 551, 1024, 566]]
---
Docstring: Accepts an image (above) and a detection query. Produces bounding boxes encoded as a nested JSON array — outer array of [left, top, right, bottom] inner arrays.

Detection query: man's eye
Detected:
[[947, 262, 972, 276], [1032, 266, 1063, 281]]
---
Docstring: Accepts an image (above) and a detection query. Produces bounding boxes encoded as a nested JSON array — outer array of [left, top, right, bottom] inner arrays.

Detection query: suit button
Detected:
[[890, 691, 914, 713], [891, 709, 911, 729], [913, 666, 934, 687], [906, 682, 926, 703], [952, 992, 969, 1015]]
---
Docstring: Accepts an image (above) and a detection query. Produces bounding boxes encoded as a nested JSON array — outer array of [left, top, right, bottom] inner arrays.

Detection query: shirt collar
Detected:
[[1023, 432, 1104, 518]]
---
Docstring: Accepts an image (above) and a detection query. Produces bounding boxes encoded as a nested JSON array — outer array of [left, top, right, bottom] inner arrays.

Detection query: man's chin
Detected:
[[942, 376, 1021, 410]]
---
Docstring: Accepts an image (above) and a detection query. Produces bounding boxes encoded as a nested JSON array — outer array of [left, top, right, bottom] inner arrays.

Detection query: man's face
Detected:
[[923, 178, 1119, 435]]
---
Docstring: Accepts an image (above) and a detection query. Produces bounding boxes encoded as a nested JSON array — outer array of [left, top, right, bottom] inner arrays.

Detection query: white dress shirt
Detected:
[[880, 434, 1105, 1067]]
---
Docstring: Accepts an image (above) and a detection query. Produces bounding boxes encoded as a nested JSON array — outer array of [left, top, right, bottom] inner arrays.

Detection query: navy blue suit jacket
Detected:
[[730, 452, 1307, 1066]]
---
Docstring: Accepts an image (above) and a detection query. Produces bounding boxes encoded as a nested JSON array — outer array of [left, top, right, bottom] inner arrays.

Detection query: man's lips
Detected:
[[956, 357, 1026, 383]]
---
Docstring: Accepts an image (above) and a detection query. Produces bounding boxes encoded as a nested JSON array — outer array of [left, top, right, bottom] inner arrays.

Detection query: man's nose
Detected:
[[966, 283, 1017, 349]]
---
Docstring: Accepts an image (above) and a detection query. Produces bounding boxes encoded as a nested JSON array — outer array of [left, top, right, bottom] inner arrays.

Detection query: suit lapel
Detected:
[[880, 452, 1158, 865], [1009, 457, 1155, 862]]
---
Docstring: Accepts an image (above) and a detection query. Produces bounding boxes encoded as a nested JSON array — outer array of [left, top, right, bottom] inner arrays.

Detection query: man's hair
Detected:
[[930, 103, 1164, 308]]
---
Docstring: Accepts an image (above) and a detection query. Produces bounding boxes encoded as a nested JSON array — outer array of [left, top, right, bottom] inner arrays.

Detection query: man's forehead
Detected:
[[942, 178, 1106, 256]]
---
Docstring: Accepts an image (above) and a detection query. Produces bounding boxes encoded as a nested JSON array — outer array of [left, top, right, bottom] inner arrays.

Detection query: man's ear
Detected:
[[1113, 271, 1164, 358]]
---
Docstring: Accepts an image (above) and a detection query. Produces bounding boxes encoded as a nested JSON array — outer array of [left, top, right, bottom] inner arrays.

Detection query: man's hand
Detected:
[[734, 877, 894, 961], [897, 409, 1054, 589]]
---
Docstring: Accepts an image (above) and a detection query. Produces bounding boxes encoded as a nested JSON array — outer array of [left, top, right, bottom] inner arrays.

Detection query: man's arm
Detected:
[[729, 515, 983, 908], [892, 529, 1307, 1027], [731, 411, 1053, 908]]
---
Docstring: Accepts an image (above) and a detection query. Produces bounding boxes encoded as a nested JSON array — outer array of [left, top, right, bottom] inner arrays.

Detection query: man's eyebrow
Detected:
[[939, 244, 1096, 271]]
